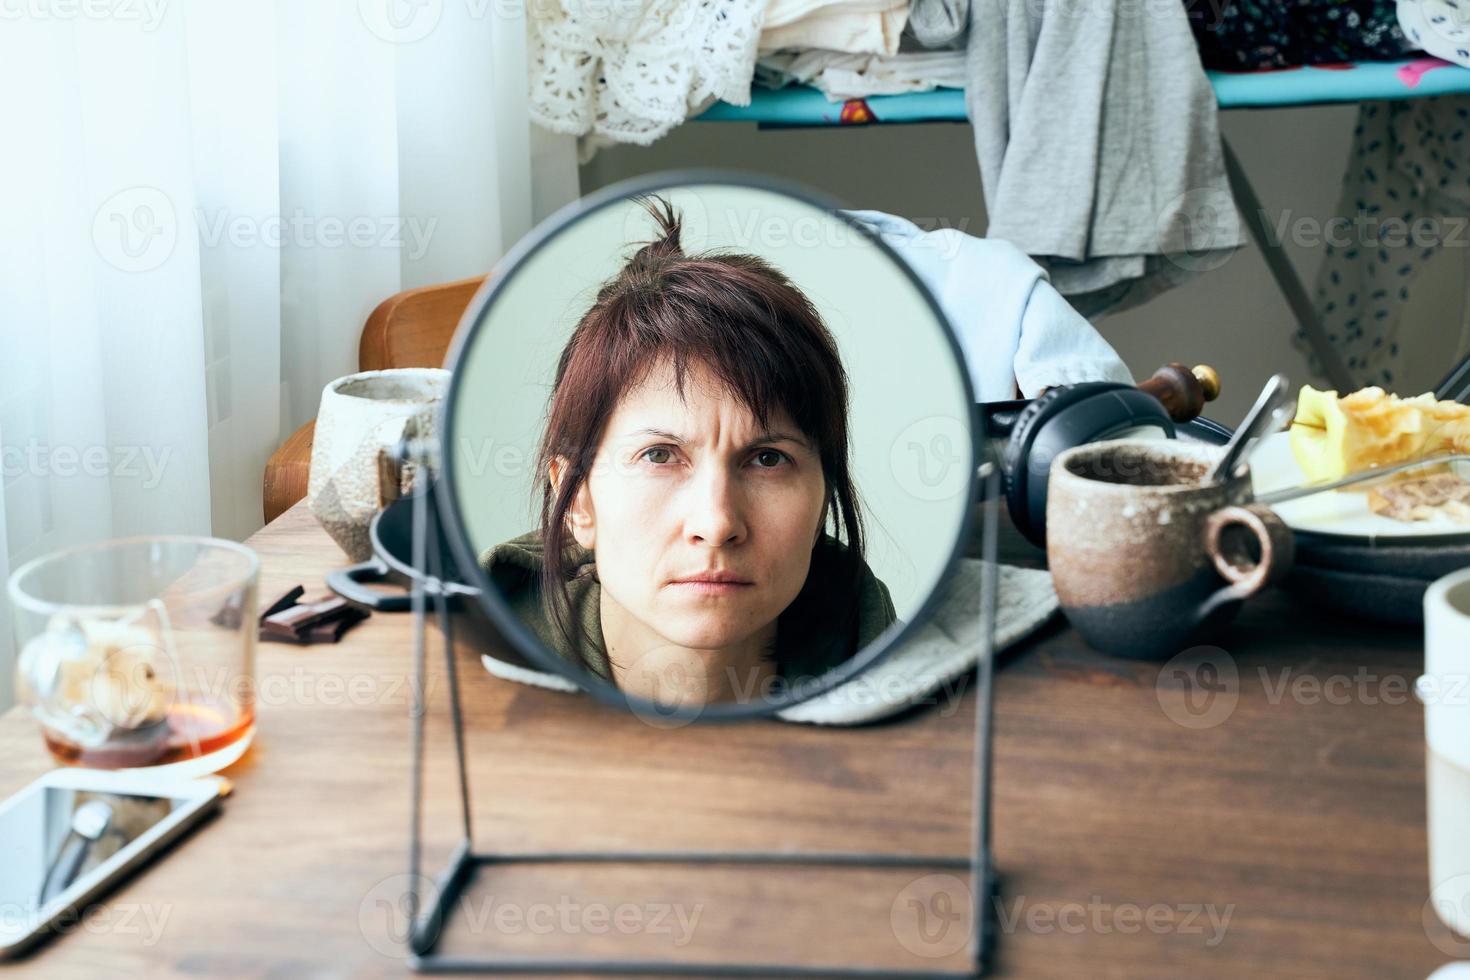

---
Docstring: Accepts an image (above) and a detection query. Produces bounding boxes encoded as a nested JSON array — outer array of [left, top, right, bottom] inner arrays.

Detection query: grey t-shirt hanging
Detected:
[[912, 0, 1244, 316]]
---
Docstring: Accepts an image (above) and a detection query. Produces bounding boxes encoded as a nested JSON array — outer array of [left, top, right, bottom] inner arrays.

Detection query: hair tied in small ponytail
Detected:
[[626, 194, 683, 273]]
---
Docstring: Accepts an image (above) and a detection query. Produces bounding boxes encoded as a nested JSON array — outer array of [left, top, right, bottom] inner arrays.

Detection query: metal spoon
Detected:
[[1208, 373, 1291, 484], [1257, 452, 1470, 506]]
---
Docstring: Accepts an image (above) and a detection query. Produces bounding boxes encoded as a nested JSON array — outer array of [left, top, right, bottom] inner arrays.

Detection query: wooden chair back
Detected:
[[262, 273, 489, 524], [358, 274, 488, 370]]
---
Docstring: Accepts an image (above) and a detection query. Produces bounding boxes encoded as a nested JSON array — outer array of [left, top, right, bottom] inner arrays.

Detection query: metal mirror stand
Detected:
[[399, 438, 1002, 977]]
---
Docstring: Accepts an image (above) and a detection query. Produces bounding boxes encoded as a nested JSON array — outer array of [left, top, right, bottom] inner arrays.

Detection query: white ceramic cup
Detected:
[[307, 368, 450, 561], [1421, 568, 1470, 942]]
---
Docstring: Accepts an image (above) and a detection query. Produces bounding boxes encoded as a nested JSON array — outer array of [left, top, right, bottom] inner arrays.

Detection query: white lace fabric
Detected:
[[529, 0, 766, 155]]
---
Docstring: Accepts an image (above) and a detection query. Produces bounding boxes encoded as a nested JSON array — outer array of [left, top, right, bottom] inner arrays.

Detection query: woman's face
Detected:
[[564, 358, 828, 653]]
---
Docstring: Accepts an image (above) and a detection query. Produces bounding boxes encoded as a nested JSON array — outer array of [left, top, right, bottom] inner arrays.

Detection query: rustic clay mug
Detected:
[[1045, 439, 1293, 659]]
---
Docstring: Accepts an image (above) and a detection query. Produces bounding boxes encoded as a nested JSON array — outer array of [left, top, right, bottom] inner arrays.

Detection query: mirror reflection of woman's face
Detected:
[[565, 358, 828, 655]]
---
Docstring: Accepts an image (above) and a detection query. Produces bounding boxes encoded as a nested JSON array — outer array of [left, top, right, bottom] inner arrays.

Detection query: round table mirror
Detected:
[[438, 171, 979, 722]]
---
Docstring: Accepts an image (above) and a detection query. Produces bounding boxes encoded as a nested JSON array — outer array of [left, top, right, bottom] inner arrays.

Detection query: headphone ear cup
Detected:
[[1002, 387, 1073, 482], [1002, 392, 1058, 532], [1002, 382, 1144, 547]]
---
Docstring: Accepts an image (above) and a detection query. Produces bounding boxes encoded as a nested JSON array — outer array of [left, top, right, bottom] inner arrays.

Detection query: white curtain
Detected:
[[0, 1, 580, 710]]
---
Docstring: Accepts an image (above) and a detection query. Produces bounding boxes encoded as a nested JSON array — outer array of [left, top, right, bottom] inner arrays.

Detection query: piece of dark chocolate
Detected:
[[255, 586, 371, 644], [259, 584, 307, 622], [262, 596, 352, 634], [307, 608, 369, 643]]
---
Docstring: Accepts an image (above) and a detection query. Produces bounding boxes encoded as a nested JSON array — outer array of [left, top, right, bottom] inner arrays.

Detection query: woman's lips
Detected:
[[667, 576, 754, 596]]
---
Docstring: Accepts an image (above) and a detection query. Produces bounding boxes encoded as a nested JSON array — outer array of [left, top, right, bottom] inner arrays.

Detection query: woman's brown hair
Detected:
[[536, 194, 866, 665]]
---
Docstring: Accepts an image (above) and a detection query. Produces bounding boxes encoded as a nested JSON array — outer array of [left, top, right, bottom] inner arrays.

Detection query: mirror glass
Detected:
[[441, 175, 976, 719]]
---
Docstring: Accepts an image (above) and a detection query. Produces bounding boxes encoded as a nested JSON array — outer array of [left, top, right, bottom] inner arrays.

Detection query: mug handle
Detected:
[[1203, 503, 1295, 600]]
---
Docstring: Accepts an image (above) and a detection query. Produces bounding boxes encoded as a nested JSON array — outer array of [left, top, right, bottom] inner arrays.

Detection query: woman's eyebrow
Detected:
[[628, 427, 686, 443], [744, 431, 812, 452], [626, 427, 812, 451]]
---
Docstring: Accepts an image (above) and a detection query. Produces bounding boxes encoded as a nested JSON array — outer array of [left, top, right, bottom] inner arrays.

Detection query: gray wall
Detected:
[[581, 105, 1468, 423]]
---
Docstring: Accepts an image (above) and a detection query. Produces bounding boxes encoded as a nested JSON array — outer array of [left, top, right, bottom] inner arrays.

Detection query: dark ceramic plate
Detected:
[[1289, 533, 1470, 580], [1283, 563, 1430, 625]]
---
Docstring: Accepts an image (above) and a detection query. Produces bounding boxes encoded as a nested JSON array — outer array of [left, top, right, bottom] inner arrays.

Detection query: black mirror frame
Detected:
[[436, 168, 980, 723]]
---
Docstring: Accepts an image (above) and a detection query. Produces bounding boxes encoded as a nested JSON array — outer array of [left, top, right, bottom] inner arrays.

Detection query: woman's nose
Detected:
[[683, 467, 747, 546]]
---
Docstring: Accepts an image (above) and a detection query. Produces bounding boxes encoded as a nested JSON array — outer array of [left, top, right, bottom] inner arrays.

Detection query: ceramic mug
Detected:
[[1422, 568, 1470, 943], [1045, 440, 1293, 659], [307, 368, 450, 561]]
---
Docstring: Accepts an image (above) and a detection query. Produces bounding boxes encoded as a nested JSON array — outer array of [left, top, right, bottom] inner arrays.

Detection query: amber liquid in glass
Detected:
[[43, 693, 254, 770]]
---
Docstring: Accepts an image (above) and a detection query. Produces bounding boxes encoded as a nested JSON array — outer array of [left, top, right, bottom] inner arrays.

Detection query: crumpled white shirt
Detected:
[[841, 209, 1135, 400]]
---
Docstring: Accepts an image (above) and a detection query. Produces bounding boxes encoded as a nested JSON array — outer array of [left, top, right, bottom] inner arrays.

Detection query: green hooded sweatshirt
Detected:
[[478, 531, 897, 684]]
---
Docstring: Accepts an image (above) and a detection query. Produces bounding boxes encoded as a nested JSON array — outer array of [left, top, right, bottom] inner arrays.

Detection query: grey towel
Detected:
[[479, 560, 1060, 725], [914, 0, 1244, 316]]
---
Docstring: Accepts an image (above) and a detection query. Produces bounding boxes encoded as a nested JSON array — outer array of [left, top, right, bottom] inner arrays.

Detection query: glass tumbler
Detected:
[[9, 536, 258, 778]]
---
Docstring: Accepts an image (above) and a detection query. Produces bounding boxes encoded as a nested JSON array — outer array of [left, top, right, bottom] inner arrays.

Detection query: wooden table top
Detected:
[[0, 501, 1457, 978]]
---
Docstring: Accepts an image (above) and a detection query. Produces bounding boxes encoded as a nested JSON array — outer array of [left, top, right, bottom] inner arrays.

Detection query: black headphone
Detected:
[[986, 366, 1221, 547]]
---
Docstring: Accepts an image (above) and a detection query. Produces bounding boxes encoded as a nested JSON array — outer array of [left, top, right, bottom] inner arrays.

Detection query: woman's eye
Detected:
[[751, 449, 788, 469], [641, 447, 674, 465]]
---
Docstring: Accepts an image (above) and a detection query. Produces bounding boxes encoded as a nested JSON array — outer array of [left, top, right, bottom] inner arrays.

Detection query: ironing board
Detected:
[[697, 57, 1470, 390]]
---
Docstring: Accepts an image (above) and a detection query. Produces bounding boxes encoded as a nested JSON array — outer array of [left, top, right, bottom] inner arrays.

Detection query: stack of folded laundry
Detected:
[[754, 38, 966, 101], [528, 0, 966, 153], [761, 0, 908, 56], [754, 0, 964, 100]]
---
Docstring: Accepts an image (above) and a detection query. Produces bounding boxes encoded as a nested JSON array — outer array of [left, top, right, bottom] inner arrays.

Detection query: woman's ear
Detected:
[[551, 456, 597, 550]]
